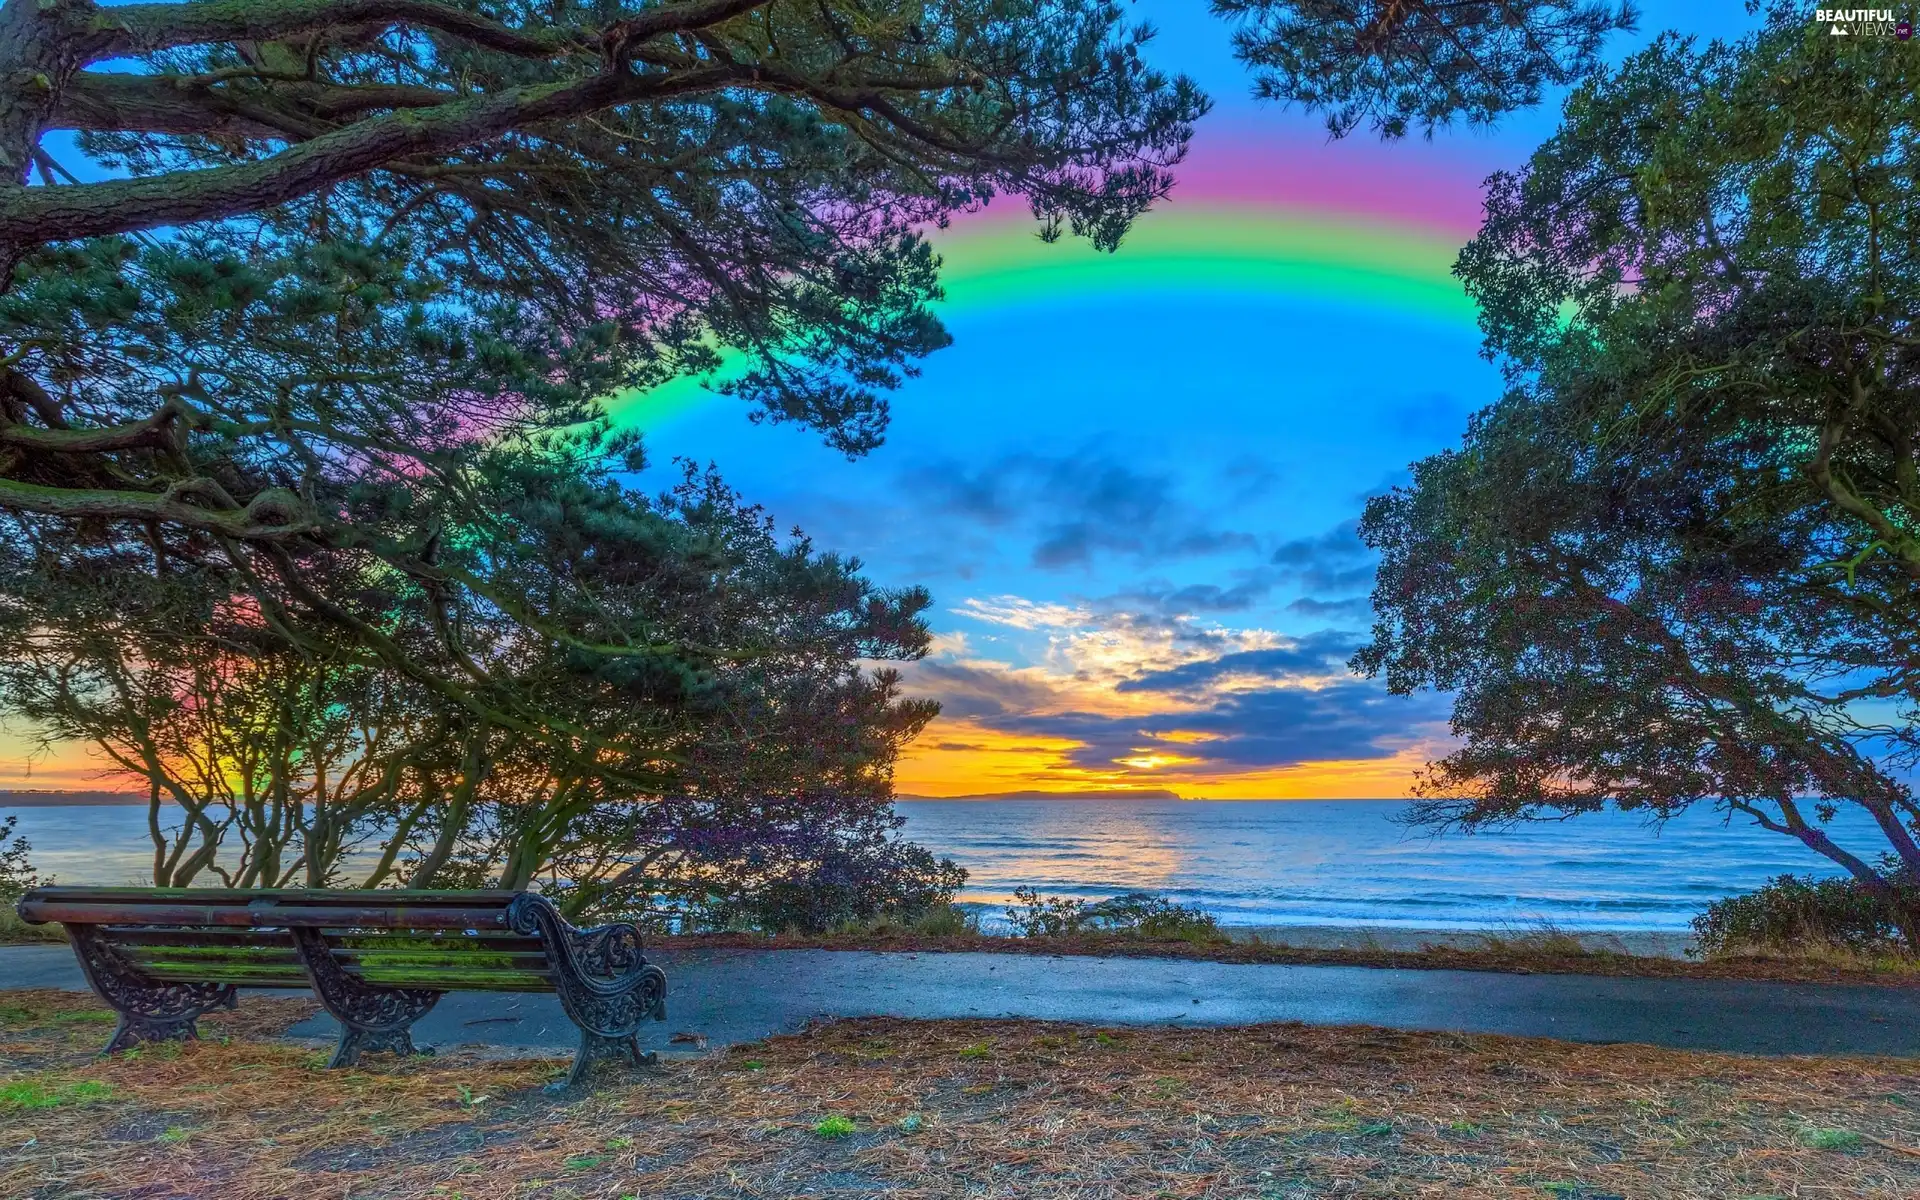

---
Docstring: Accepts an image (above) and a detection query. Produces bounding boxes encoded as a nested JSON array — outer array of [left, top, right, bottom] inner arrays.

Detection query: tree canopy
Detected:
[[1212, 0, 1637, 139], [1356, 6, 1920, 903], [0, 0, 1206, 914]]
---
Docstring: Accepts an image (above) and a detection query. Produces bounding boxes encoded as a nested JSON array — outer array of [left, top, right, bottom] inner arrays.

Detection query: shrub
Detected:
[[699, 840, 968, 936], [1692, 871, 1919, 959], [1003, 888, 1223, 942], [0, 815, 44, 902]]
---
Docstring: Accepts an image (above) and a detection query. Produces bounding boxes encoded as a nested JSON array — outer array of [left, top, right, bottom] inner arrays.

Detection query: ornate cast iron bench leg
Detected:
[[290, 928, 443, 1068], [558, 960, 670, 1087], [67, 925, 237, 1055], [509, 895, 669, 1088]]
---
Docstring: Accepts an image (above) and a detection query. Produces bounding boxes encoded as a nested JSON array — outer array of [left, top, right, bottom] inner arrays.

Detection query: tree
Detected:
[[0, 0, 1202, 453], [0, 0, 1203, 781], [1212, 0, 1637, 138], [1, 449, 951, 919], [0, 814, 45, 900], [1355, 8, 1920, 925]]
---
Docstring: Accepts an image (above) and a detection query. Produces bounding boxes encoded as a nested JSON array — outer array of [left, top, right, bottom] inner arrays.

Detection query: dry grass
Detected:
[[3, 989, 1920, 1199], [650, 929, 1920, 988]]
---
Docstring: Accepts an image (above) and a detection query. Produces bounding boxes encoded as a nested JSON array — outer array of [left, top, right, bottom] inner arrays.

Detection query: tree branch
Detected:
[[0, 64, 743, 247]]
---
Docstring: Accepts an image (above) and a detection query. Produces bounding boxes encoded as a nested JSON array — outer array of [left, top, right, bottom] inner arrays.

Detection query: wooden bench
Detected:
[[14, 887, 668, 1087]]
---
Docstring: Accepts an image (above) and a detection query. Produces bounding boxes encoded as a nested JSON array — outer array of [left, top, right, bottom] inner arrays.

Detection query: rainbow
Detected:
[[606, 129, 1489, 428]]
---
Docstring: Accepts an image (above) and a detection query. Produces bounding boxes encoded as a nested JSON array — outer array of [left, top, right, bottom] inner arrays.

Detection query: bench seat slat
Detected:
[[348, 969, 555, 991], [332, 949, 554, 971], [133, 963, 312, 984], [103, 928, 298, 949], [24, 887, 521, 906], [23, 901, 513, 929], [119, 944, 302, 964]]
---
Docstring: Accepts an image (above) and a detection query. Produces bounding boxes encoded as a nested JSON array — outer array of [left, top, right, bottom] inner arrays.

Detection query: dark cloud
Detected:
[[973, 676, 1449, 778], [1270, 521, 1366, 567], [1288, 596, 1372, 619], [902, 660, 1059, 719], [1266, 518, 1379, 595], [1351, 468, 1411, 507], [1114, 632, 1361, 694], [902, 450, 1261, 572]]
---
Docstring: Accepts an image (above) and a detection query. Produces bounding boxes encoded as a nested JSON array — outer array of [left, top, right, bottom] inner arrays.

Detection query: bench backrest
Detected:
[[17, 887, 563, 992]]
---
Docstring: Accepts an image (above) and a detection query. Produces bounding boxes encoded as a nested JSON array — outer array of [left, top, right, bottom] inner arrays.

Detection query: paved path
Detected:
[[5, 944, 1916, 1058]]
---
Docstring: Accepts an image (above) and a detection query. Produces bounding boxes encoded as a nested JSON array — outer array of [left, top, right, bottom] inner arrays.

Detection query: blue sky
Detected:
[[0, 1, 1764, 795], [614, 1, 1762, 798]]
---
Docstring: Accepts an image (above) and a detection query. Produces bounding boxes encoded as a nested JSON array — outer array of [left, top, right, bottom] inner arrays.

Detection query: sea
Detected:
[[2, 797, 1881, 933]]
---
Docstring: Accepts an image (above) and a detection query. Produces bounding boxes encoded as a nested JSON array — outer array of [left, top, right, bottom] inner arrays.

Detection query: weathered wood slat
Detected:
[[328, 934, 548, 953], [19, 901, 513, 929], [101, 928, 298, 949], [347, 969, 555, 991], [120, 944, 301, 964], [22, 887, 521, 906], [134, 963, 311, 983], [331, 948, 554, 971]]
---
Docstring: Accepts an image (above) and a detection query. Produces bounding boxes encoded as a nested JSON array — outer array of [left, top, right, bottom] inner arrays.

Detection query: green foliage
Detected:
[[1694, 872, 1920, 958], [812, 1115, 857, 1139], [1003, 888, 1223, 942], [708, 849, 968, 935], [1214, 0, 1636, 139], [0, 814, 44, 901], [0, 1079, 117, 1112], [1797, 1127, 1863, 1151], [1357, 6, 1920, 907], [0, 0, 1204, 917]]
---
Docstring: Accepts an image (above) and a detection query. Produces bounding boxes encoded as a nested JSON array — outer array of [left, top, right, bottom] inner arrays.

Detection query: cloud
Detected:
[[951, 596, 1095, 631], [907, 659, 1068, 719], [1113, 633, 1361, 695], [903, 449, 1262, 572], [895, 593, 1453, 797], [1288, 596, 1372, 619], [1270, 521, 1367, 567]]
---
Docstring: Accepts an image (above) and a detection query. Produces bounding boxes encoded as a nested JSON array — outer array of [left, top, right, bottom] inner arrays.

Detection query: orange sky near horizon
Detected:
[[1, 717, 1436, 801], [890, 715, 1431, 800]]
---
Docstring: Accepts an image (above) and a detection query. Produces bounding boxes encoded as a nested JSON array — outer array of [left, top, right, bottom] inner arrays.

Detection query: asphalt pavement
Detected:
[[4, 943, 1915, 1058]]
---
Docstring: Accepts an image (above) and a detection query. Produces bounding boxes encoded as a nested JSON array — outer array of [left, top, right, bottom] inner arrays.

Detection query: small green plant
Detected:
[[1003, 887, 1222, 942], [1093, 1031, 1122, 1048], [1797, 1127, 1863, 1151], [158, 1126, 190, 1145], [740, 1059, 766, 1071], [813, 1115, 857, 1139], [563, 1154, 606, 1171], [454, 1083, 490, 1108], [51, 1010, 117, 1025], [606, 1135, 633, 1150], [958, 1041, 992, 1060], [0, 1079, 118, 1111], [1354, 1121, 1394, 1137], [1446, 1119, 1483, 1137]]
